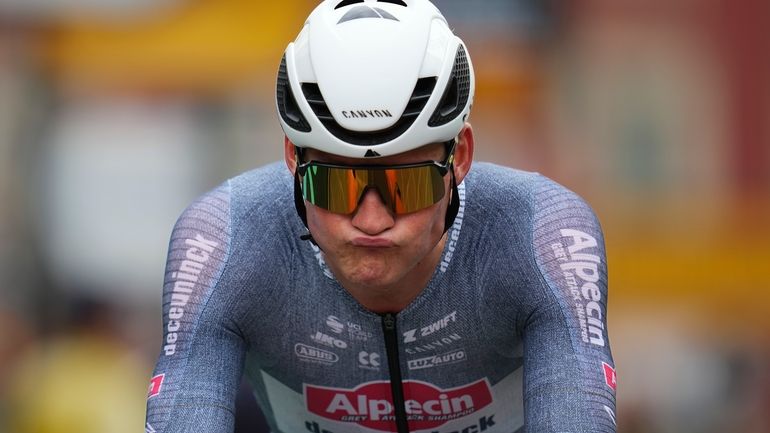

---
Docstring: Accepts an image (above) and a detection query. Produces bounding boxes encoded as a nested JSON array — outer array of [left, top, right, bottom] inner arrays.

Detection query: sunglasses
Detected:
[[296, 141, 456, 215]]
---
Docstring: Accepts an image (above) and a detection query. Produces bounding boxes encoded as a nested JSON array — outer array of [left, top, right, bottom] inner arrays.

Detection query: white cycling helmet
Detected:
[[277, 0, 475, 159]]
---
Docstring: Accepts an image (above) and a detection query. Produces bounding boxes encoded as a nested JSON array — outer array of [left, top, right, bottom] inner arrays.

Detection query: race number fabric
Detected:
[[145, 162, 617, 433]]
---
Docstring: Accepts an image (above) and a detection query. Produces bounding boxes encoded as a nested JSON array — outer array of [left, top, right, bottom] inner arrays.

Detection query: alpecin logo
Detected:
[[304, 379, 493, 431]]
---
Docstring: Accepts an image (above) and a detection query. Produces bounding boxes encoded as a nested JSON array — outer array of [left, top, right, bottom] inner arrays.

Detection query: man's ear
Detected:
[[284, 135, 297, 174], [453, 122, 474, 184]]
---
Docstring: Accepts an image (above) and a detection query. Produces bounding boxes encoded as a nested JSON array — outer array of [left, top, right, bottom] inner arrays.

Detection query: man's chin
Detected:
[[346, 268, 394, 288]]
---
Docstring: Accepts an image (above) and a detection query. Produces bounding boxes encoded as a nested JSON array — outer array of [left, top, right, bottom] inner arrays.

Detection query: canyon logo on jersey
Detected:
[[304, 379, 493, 431]]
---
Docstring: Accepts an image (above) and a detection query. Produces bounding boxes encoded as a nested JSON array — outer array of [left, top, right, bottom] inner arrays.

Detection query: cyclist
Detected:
[[145, 1, 617, 432]]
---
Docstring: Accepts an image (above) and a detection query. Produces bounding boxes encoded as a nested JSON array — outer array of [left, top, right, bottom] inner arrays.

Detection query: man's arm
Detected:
[[524, 176, 617, 432], [145, 183, 245, 433]]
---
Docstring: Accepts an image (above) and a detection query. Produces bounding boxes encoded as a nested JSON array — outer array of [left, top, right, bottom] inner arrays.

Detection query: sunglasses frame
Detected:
[[296, 139, 456, 176], [295, 139, 457, 214]]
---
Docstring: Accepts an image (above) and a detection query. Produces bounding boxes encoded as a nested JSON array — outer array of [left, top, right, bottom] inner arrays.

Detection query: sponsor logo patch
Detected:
[[408, 349, 466, 370], [358, 351, 381, 370], [603, 362, 617, 391], [326, 316, 345, 334], [304, 379, 493, 431], [404, 333, 462, 356], [311, 331, 348, 349], [295, 343, 339, 365], [147, 374, 164, 399], [440, 183, 466, 273], [346, 321, 373, 342], [402, 311, 458, 344], [551, 229, 606, 347], [164, 233, 219, 357]]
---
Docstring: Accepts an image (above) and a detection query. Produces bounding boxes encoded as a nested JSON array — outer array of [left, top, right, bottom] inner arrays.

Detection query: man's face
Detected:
[[301, 143, 450, 292]]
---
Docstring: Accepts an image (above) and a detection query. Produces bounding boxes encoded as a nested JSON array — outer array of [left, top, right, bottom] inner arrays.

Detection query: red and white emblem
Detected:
[[305, 379, 493, 431], [602, 362, 617, 391], [147, 374, 165, 399]]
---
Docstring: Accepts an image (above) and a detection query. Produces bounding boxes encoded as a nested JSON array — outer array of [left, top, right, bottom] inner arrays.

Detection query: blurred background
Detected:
[[0, 0, 768, 432]]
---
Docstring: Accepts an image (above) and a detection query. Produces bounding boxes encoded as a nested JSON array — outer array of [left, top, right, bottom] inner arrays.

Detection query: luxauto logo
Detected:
[[304, 379, 493, 431], [408, 349, 466, 370]]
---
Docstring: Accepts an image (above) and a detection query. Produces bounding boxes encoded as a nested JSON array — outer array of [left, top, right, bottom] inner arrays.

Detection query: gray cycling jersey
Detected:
[[145, 162, 617, 433]]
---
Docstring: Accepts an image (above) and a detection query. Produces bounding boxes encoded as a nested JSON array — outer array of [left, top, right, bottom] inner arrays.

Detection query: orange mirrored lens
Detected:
[[301, 164, 446, 214]]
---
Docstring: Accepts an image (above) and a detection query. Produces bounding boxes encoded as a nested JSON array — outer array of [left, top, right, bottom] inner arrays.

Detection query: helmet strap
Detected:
[[444, 166, 460, 235], [293, 171, 319, 246]]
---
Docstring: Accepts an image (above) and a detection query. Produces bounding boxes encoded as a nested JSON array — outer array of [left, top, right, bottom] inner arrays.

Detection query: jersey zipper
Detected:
[[381, 313, 410, 433]]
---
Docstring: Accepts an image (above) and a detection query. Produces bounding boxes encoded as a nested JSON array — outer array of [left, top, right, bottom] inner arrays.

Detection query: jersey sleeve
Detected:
[[145, 182, 244, 433], [524, 175, 617, 432]]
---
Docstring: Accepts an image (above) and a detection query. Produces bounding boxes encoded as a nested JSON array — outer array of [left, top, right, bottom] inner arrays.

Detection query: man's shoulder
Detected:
[[466, 162, 565, 211], [466, 162, 540, 191], [464, 162, 595, 232], [204, 161, 294, 215], [174, 161, 298, 236], [227, 161, 293, 197]]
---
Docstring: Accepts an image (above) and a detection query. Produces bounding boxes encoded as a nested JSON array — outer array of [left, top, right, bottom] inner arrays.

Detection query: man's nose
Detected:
[[351, 188, 395, 235]]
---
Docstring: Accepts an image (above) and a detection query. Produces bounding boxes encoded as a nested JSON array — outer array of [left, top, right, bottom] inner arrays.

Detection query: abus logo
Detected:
[[304, 379, 493, 431], [408, 349, 466, 370], [311, 331, 348, 349], [326, 315, 345, 334], [295, 343, 339, 364]]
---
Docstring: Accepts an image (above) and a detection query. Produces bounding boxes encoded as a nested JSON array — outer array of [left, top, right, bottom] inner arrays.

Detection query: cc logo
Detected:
[[358, 351, 380, 367]]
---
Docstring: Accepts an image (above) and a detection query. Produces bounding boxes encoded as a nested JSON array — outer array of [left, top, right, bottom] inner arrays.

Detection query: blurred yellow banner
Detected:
[[43, 0, 313, 92]]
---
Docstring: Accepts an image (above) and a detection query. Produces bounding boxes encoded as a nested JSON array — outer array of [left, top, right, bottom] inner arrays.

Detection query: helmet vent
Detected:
[[335, 0, 364, 9], [276, 54, 311, 133], [378, 0, 407, 6], [338, 5, 399, 24], [301, 77, 437, 146], [429, 45, 471, 127]]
